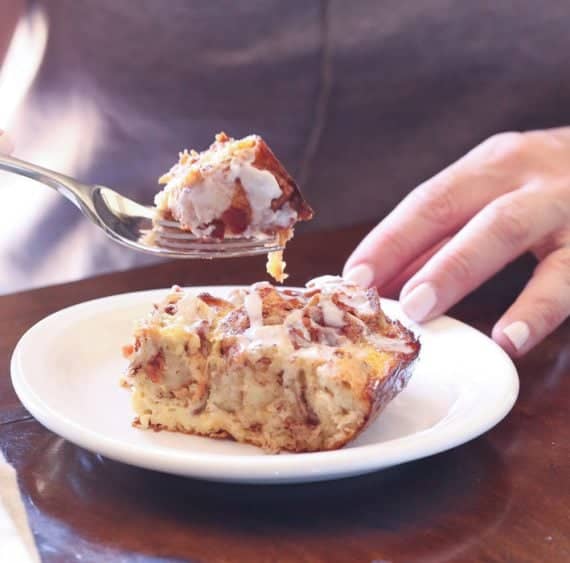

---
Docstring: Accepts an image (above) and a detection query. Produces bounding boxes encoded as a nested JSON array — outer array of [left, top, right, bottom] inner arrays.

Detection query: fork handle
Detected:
[[0, 153, 93, 211]]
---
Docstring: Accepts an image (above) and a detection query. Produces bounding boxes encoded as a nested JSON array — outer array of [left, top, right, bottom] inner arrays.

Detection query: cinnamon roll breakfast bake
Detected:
[[122, 277, 420, 453]]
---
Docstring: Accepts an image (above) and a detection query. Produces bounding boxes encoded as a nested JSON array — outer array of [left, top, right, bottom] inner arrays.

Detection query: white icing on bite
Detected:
[[159, 138, 298, 237], [231, 161, 281, 226], [177, 179, 233, 231]]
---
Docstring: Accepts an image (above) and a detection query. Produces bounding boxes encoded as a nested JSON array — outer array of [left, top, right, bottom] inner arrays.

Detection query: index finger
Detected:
[[343, 132, 528, 288]]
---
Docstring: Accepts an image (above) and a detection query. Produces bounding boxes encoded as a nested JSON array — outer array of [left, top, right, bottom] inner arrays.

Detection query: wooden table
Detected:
[[1, 224, 569, 563]]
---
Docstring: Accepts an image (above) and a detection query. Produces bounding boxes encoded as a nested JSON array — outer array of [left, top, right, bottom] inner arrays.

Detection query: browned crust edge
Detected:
[[252, 138, 314, 222], [364, 320, 420, 428], [319, 320, 420, 451]]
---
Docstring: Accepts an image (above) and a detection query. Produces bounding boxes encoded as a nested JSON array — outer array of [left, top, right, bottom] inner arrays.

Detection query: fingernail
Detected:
[[343, 263, 375, 288], [401, 282, 437, 321], [503, 321, 530, 351], [0, 131, 14, 155]]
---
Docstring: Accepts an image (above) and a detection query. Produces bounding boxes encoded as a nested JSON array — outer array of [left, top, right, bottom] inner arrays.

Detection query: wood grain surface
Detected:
[[1, 223, 568, 563]]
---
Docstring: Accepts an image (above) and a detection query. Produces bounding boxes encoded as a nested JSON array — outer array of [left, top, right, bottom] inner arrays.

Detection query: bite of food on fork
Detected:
[[150, 132, 313, 281], [0, 131, 313, 278]]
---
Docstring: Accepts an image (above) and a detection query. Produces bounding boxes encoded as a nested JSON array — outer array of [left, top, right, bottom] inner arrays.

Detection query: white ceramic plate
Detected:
[[11, 287, 519, 484]]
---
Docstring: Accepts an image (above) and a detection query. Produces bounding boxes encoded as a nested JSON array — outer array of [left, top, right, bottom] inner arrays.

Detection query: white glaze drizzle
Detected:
[[244, 290, 263, 327], [320, 296, 345, 328], [160, 139, 298, 236]]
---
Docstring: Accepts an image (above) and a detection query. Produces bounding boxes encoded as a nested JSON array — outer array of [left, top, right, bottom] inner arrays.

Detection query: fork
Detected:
[[0, 153, 282, 258]]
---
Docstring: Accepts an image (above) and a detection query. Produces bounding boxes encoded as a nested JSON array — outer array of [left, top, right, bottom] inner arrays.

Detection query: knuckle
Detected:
[[413, 177, 459, 226], [441, 249, 474, 286], [534, 297, 565, 330], [486, 197, 530, 247], [478, 131, 529, 166], [546, 187, 570, 223], [382, 228, 411, 258], [548, 249, 570, 287]]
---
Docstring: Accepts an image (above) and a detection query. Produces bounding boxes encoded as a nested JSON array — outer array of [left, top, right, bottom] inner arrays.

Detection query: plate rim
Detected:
[[10, 286, 520, 484]]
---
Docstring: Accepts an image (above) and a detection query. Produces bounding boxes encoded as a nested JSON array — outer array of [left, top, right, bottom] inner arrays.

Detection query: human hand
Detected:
[[344, 129, 570, 357]]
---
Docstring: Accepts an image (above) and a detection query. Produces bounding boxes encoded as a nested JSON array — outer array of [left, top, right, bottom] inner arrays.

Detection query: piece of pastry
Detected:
[[122, 276, 420, 453], [153, 132, 313, 282]]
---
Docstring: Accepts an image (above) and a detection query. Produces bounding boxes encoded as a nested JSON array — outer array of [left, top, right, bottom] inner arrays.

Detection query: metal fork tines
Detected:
[[151, 219, 282, 258]]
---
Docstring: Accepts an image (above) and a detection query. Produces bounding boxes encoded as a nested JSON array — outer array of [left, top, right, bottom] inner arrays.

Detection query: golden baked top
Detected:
[[125, 276, 419, 388]]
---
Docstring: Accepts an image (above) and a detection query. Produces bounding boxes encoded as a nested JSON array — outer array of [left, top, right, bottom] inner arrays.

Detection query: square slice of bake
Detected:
[[122, 277, 420, 453]]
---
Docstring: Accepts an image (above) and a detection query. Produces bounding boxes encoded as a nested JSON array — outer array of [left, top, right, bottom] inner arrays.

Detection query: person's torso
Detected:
[[5, 0, 570, 291]]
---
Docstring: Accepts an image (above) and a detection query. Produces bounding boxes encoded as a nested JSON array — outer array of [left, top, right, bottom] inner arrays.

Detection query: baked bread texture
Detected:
[[153, 132, 313, 281], [122, 276, 420, 453]]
